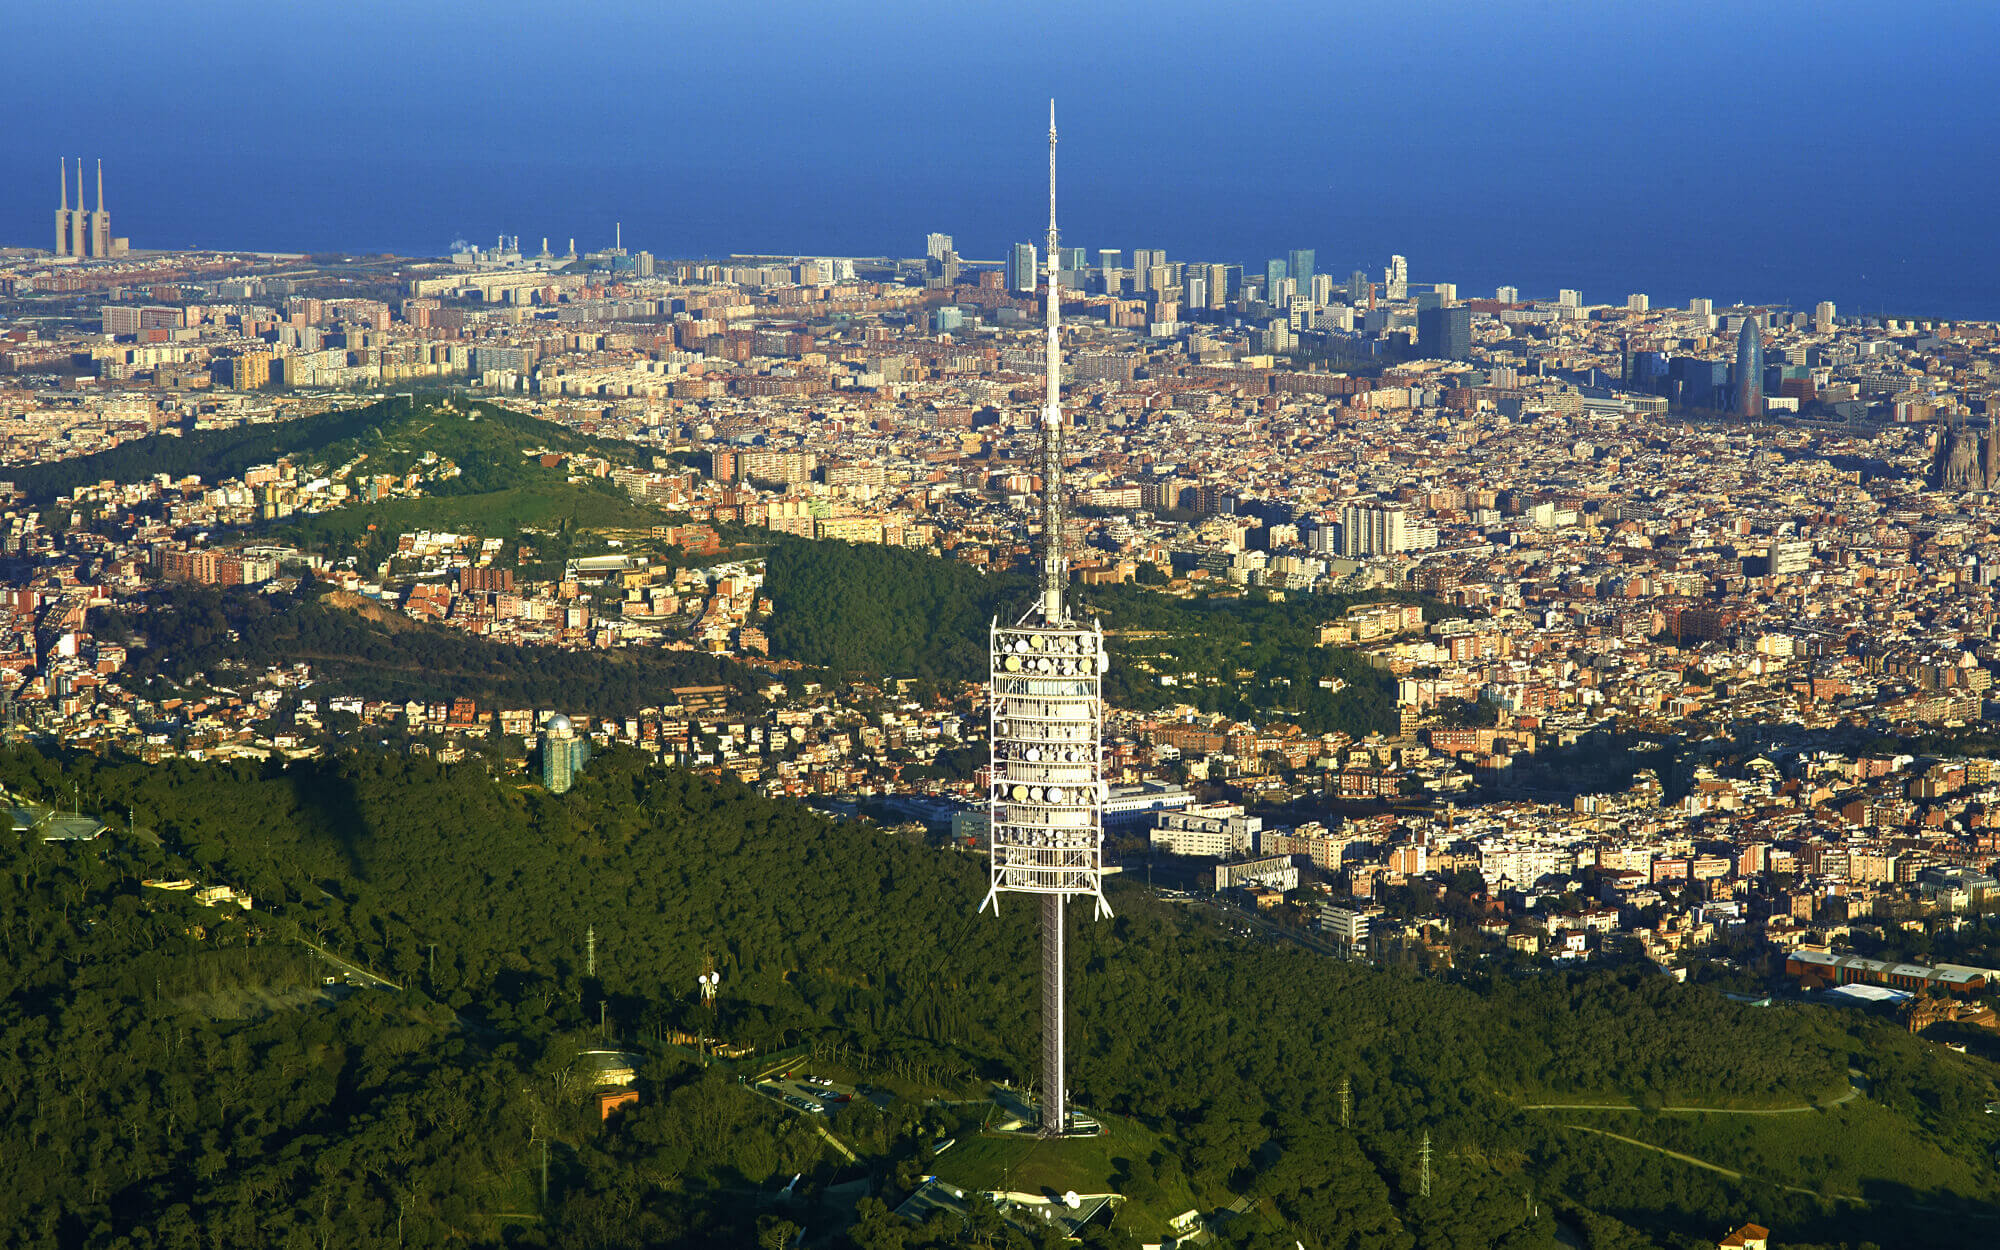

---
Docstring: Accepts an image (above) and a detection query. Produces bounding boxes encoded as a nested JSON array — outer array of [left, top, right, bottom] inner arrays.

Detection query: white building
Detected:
[[1214, 855, 1298, 893], [1152, 802, 1261, 859], [1339, 504, 1438, 558], [1318, 905, 1373, 950]]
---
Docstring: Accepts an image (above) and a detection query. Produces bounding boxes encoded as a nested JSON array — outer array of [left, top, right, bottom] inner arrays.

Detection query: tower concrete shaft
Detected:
[[1036, 99, 1069, 1139], [1041, 893, 1066, 1135]]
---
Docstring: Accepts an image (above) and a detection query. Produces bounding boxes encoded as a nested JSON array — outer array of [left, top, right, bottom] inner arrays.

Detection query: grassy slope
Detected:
[[20, 395, 640, 503], [930, 1109, 1202, 1238], [1549, 1100, 2000, 1207], [271, 480, 667, 556]]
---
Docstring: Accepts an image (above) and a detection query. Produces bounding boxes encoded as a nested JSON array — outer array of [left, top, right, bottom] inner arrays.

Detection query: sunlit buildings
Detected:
[[1339, 503, 1436, 558]]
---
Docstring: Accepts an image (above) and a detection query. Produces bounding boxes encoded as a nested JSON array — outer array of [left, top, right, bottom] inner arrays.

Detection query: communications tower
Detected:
[[979, 101, 1110, 1139]]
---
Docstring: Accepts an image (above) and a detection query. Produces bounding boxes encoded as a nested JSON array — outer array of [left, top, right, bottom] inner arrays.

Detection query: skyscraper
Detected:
[[1288, 249, 1315, 294], [982, 102, 1110, 1140], [1264, 258, 1288, 301], [1385, 254, 1408, 300], [1814, 301, 1837, 333], [1339, 503, 1435, 557], [1735, 316, 1765, 417], [925, 232, 958, 285], [1417, 305, 1471, 361], [1010, 242, 1038, 293], [1097, 250, 1122, 296], [1349, 270, 1370, 302], [1204, 263, 1230, 310]]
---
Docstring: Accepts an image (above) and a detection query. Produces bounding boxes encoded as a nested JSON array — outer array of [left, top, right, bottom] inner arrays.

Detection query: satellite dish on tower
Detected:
[[1062, 1191, 1081, 1210]]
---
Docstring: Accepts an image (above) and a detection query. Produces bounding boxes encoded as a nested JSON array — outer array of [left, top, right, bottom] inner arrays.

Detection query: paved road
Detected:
[[1203, 894, 1341, 958], [301, 937, 400, 991]]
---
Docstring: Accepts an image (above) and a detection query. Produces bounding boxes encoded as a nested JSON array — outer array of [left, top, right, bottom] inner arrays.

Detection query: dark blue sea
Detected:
[[7, 151, 1989, 324]]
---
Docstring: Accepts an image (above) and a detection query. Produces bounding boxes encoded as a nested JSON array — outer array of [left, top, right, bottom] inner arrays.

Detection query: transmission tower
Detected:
[[1339, 1075, 1352, 1129], [1418, 1131, 1432, 1199], [979, 99, 1110, 1140], [586, 924, 596, 978]]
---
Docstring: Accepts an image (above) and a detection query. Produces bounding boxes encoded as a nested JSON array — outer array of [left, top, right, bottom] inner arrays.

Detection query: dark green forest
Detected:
[[760, 540, 1424, 736], [95, 582, 761, 719], [3, 745, 1995, 1248], [101, 540, 1414, 732], [763, 540, 1024, 683]]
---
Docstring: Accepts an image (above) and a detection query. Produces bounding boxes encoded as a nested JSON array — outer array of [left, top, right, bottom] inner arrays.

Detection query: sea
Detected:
[[5, 152, 1995, 324]]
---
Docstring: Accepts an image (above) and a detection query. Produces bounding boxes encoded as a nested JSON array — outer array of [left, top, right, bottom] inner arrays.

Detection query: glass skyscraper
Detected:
[[1735, 316, 1764, 416], [1287, 249, 1315, 295], [1009, 242, 1038, 293], [1264, 258, 1287, 301]]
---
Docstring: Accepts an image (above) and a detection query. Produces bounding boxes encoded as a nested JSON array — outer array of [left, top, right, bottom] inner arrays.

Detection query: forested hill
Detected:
[[97, 580, 764, 718], [761, 538, 1429, 736], [5, 744, 1995, 1248], [763, 539, 1027, 682], [12, 393, 640, 503]]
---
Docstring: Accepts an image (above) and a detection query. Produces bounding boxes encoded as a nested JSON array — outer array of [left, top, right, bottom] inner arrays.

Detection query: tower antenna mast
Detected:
[[1040, 98, 1065, 622]]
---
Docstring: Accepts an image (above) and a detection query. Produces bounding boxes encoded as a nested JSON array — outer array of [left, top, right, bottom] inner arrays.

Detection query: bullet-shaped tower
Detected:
[[1735, 315, 1764, 417]]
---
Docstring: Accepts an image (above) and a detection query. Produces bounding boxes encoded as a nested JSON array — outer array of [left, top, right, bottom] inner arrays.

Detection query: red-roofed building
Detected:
[[1718, 1223, 1769, 1250]]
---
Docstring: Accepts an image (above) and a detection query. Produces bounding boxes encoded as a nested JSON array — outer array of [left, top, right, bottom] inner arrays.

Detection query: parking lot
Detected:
[[753, 1071, 873, 1117]]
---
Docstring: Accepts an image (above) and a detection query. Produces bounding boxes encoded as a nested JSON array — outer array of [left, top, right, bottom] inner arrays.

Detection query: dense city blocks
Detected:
[[7, 7, 2000, 1248]]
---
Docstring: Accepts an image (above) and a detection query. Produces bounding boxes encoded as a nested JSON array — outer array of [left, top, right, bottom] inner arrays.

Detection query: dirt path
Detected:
[[1520, 1083, 1859, 1116], [1559, 1124, 1836, 1201]]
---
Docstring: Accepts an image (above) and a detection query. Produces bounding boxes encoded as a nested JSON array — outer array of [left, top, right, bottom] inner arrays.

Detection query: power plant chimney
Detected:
[[55, 158, 69, 256], [85, 158, 111, 258]]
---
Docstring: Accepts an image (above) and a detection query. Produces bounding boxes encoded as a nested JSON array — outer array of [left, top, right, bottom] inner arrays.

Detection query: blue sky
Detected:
[[5, 1, 1996, 314]]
